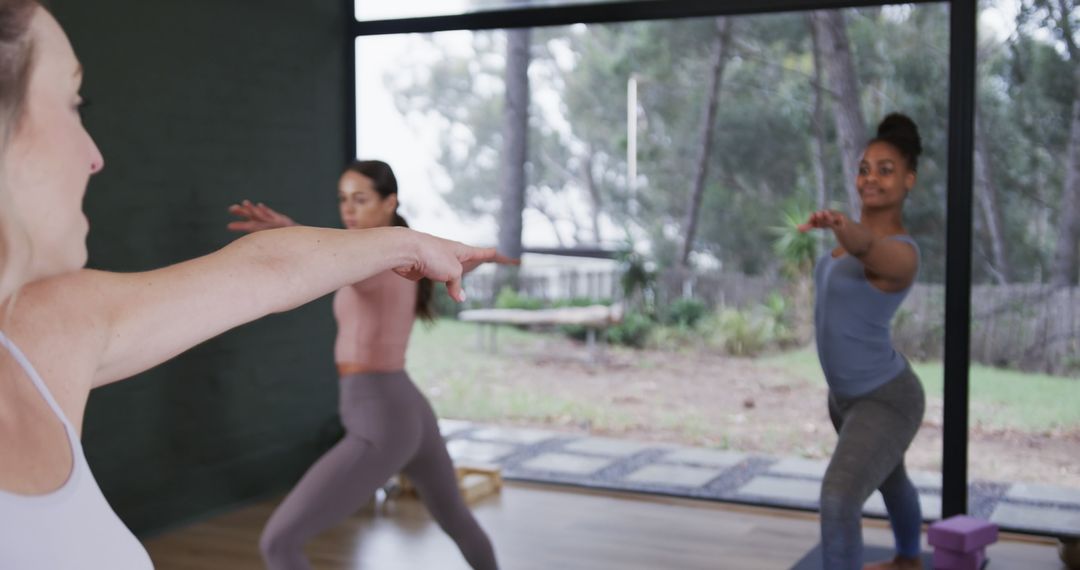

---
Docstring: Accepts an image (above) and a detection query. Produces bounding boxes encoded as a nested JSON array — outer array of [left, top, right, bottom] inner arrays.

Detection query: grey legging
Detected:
[[820, 366, 926, 570], [259, 370, 498, 570]]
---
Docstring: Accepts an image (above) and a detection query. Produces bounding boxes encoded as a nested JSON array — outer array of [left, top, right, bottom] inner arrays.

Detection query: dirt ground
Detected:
[[443, 333, 1080, 489]]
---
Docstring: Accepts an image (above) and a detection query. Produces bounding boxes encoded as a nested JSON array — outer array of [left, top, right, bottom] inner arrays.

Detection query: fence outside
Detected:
[[465, 265, 1080, 376], [895, 283, 1080, 375]]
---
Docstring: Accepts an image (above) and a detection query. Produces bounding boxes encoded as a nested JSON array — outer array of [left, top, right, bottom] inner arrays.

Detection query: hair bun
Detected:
[[875, 113, 922, 170]]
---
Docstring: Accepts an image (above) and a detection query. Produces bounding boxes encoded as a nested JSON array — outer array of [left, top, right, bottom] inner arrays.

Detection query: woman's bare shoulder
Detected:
[[12, 270, 105, 332], [4, 270, 108, 428]]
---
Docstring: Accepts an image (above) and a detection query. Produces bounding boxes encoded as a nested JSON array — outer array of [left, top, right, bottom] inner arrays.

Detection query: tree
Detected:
[[808, 14, 831, 259], [1052, 68, 1080, 286], [679, 17, 734, 268], [810, 10, 867, 218], [386, 8, 975, 283], [1034, 0, 1080, 286], [974, 116, 1012, 283], [809, 14, 831, 214], [1014, 0, 1080, 285], [496, 25, 532, 291]]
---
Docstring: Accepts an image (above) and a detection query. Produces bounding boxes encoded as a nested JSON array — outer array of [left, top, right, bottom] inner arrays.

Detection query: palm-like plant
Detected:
[[770, 202, 820, 345], [771, 203, 818, 279]]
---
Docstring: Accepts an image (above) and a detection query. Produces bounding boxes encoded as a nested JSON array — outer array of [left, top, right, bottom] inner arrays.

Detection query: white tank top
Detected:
[[0, 330, 153, 569]]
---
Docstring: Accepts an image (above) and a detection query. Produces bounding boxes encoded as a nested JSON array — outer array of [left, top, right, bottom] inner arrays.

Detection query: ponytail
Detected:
[[392, 211, 435, 322], [347, 160, 435, 321]]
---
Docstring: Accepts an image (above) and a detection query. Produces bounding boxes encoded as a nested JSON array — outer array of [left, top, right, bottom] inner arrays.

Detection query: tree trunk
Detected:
[[810, 10, 866, 219], [1049, 1, 1080, 286], [583, 149, 603, 245], [808, 15, 831, 260], [496, 26, 531, 292], [974, 118, 1011, 284], [679, 17, 733, 268], [1050, 69, 1080, 286]]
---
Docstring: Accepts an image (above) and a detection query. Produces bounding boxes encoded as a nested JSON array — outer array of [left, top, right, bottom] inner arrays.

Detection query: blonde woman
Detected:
[[0, 3, 502, 567]]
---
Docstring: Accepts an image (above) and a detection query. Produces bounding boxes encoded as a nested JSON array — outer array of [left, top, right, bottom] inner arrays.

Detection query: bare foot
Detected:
[[863, 555, 923, 570]]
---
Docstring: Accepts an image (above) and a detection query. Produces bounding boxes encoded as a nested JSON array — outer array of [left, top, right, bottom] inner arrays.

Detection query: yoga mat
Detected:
[[790, 544, 936, 569]]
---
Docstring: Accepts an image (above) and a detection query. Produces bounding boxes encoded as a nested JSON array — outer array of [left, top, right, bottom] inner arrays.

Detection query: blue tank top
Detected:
[[813, 235, 919, 398]]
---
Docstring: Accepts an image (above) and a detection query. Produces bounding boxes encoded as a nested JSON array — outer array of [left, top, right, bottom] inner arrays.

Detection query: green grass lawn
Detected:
[[761, 347, 1080, 432], [409, 319, 1080, 434], [406, 319, 638, 432]]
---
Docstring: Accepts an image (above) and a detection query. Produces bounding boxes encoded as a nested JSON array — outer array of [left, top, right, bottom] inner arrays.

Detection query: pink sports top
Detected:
[[333, 271, 417, 374], [0, 329, 153, 570]]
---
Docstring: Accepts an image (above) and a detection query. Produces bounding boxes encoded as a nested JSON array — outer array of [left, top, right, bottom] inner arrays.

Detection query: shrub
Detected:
[[715, 308, 771, 356], [431, 283, 463, 318], [664, 298, 708, 328], [494, 286, 545, 310], [552, 297, 612, 308], [605, 311, 655, 348]]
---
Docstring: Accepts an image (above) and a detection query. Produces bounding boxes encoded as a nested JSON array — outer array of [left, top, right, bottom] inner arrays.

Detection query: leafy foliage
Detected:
[[386, 5, 1075, 286]]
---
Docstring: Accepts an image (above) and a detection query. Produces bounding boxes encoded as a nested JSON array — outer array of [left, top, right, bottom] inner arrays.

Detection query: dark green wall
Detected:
[[49, 0, 348, 536]]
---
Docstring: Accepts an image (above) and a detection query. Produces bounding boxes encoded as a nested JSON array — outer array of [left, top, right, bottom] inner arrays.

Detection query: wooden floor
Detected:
[[145, 482, 1065, 570]]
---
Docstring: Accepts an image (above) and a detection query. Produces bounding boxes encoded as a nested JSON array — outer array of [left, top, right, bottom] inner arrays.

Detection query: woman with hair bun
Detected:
[[800, 113, 927, 570]]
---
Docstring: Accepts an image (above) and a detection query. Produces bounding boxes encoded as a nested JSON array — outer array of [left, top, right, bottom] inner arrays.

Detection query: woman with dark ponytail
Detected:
[[799, 114, 926, 570], [228, 160, 504, 570]]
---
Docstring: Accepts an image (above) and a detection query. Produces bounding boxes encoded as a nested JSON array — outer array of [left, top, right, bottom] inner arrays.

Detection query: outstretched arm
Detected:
[[227, 199, 517, 273], [18, 226, 494, 389], [228, 197, 516, 279], [799, 210, 917, 288]]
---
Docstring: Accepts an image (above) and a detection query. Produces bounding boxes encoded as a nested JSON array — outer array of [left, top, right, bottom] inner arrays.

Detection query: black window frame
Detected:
[[345, 0, 977, 527]]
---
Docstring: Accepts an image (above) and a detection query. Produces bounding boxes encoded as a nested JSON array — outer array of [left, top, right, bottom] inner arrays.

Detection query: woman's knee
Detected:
[[820, 480, 865, 520], [258, 527, 280, 558], [259, 519, 297, 560]]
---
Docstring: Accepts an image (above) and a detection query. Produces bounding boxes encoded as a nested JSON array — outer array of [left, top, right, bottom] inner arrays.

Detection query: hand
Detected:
[[392, 232, 510, 302], [462, 252, 519, 274], [798, 209, 849, 233], [227, 200, 296, 233]]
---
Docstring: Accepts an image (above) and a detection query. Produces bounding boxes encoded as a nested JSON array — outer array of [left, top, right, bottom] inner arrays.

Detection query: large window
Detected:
[[353, 0, 1080, 538], [963, 0, 1080, 536]]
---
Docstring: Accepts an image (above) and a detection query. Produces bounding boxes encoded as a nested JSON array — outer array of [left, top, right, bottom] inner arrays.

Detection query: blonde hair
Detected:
[[0, 0, 37, 308]]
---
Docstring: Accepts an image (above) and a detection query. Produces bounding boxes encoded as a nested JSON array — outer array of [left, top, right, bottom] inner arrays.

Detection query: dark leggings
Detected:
[[820, 366, 926, 570], [259, 371, 498, 570]]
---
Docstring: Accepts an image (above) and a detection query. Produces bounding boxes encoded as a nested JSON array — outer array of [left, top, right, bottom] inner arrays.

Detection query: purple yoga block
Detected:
[[928, 515, 998, 552], [933, 546, 986, 570]]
